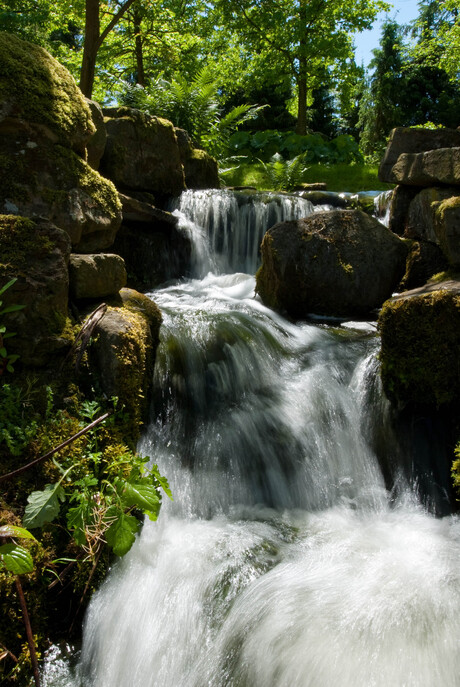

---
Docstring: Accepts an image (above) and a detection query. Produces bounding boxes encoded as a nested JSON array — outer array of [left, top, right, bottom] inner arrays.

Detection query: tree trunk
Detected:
[[133, 7, 145, 87], [295, 0, 308, 135], [79, 0, 100, 98]]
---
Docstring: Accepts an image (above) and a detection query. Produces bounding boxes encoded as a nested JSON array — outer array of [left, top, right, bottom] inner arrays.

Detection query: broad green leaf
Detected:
[[67, 504, 91, 546], [105, 513, 139, 556], [0, 525, 36, 540], [23, 483, 65, 528], [0, 543, 34, 574], [121, 481, 160, 512]]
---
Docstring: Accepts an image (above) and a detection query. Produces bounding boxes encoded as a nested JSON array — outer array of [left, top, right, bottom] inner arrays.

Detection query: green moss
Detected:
[[0, 215, 54, 273], [378, 288, 460, 406], [0, 32, 94, 150]]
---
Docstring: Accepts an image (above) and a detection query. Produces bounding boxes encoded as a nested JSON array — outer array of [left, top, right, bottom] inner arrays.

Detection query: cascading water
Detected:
[[43, 190, 460, 687]]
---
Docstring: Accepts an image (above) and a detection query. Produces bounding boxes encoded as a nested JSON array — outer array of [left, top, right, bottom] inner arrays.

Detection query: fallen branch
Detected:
[[15, 576, 40, 687], [0, 412, 111, 484]]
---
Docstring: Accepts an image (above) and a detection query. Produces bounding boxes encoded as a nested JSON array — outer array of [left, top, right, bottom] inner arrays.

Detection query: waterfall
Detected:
[[42, 190, 460, 687], [171, 189, 314, 275]]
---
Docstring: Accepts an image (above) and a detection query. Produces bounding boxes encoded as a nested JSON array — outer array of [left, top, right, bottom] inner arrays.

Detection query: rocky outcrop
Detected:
[[379, 127, 460, 183], [175, 128, 220, 189], [398, 241, 448, 292], [100, 107, 186, 201], [69, 253, 127, 300], [256, 209, 408, 318], [85, 98, 107, 170], [0, 128, 122, 252], [114, 193, 191, 288], [0, 32, 94, 155], [378, 280, 460, 406], [380, 128, 460, 280], [0, 215, 72, 366], [389, 147, 460, 187]]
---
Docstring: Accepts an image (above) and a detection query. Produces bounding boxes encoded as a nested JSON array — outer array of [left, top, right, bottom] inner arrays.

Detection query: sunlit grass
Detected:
[[220, 162, 394, 193]]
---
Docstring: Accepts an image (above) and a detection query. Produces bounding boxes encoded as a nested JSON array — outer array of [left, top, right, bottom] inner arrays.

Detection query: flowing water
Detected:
[[43, 190, 460, 687]]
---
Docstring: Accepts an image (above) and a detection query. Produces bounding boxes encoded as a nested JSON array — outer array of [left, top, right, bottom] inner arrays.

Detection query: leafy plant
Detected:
[[22, 404, 172, 560], [258, 153, 309, 191], [0, 525, 36, 575], [0, 278, 25, 374], [120, 67, 264, 160]]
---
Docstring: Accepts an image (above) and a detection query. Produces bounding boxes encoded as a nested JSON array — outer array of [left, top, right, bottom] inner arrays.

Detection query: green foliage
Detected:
[[0, 383, 51, 456], [0, 526, 37, 575], [22, 401, 172, 560], [221, 161, 391, 192], [258, 154, 309, 192], [227, 129, 363, 164], [120, 67, 264, 160], [0, 278, 25, 374]]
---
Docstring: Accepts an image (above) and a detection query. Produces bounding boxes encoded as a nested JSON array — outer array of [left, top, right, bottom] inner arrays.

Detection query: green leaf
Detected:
[[0, 525, 36, 540], [67, 503, 91, 546], [0, 304, 26, 314], [121, 481, 160, 512], [0, 278, 17, 296], [23, 483, 65, 528], [105, 512, 139, 556], [0, 543, 34, 574]]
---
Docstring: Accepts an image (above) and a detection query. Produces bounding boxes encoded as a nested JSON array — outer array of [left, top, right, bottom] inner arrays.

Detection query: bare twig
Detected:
[[15, 576, 40, 687], [0, 412, 111, 484]]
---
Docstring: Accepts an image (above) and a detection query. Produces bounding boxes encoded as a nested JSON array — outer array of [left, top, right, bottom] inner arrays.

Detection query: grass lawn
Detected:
[[220, 162, 394, 193]]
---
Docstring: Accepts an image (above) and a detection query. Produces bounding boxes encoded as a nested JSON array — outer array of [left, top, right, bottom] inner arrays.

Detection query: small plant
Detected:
[[22, 402, 172, 560], [259, 153, 309, 191], [0, 278, 25, 374]]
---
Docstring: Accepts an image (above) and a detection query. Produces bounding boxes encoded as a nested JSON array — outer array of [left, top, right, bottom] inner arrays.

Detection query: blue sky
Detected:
[[353, 0, 420, 67]]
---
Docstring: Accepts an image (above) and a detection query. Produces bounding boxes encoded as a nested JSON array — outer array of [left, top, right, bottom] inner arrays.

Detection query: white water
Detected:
[[43, 190, 460, 687]]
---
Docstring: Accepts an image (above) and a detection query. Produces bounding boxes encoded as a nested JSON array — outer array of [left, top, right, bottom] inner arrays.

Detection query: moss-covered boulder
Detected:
[[100, 107, 185, 200], [0, 215, 72, 367], [389, 147, 460, 187], [0, 127, 122, 251], [406, 188, 460, 266], [89, 293, 162, 444], [175, 128, 220, 189], [0, 32, 94, 155], [256, 210, 408, 318], [69, 253, 127, 300], [378, 280, 460, 406]]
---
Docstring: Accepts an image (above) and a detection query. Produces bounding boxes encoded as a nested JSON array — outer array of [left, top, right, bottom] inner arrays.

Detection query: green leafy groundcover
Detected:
[[227, 129, 364, 164]]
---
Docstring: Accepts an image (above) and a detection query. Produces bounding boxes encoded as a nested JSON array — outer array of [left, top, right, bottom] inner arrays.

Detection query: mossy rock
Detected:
[[89, 294, 162, 445], [0, 129, 122, 251], [0, 32, 94, 154], [256, 210, 408, 318], [100, 107, 185, 199], [0, 215, 73, 367], [175, 127, 220, 189], [69, 253, 127, 300], [378, 280, 460, 406]]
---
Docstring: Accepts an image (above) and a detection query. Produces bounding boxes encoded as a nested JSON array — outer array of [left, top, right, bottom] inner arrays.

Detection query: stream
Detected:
[[43, 189, 460, 687]]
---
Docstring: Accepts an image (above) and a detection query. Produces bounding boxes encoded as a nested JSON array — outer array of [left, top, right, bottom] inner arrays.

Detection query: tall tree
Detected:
[[79, 0, 139, 98], [213, 0, 387, 134]]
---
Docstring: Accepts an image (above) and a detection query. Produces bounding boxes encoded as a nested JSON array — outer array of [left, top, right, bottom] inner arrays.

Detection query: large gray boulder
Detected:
[[69, 253, 127, 300], [100, 107, 186, 199], [389, 147, 460, 187], [0, 124, 122, 252], [379, 127, 460, 183], [0, 215, 71, 367], [256, 210, 408, 318]]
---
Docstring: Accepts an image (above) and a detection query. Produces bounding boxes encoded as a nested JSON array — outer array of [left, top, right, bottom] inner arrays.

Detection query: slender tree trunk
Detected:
[[15, 577, 40, 687], [133, 7, 145, 86], [79, 0, 100, 98], [295, 0, 308, 135]]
